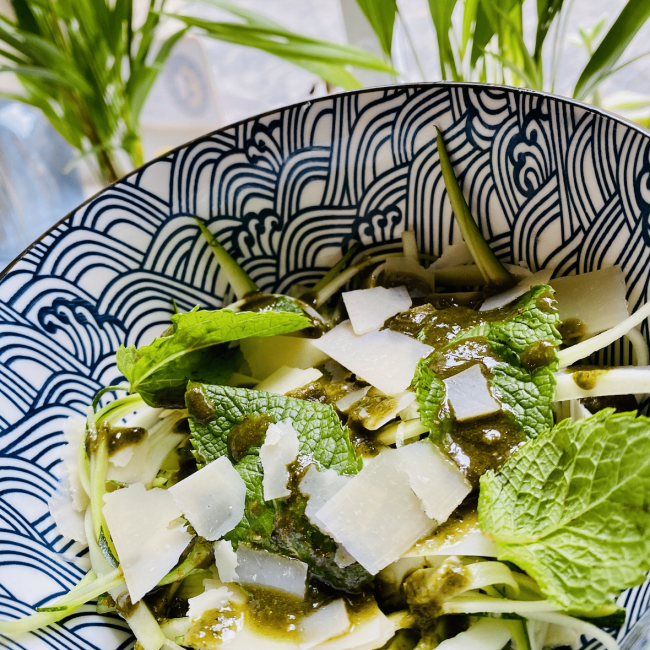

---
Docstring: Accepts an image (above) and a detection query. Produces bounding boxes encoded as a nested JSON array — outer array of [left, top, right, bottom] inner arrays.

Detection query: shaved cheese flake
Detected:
[[479, 269, 554, 311], [260, 421, 300, 501], [241, 336, 330, 380], [299, 465, 351, 526], [255, 367, 322, 395], [109, 445, 136, 468], [61, 417, 89, 511], [343, 286, 412, 335], [396, 440, 471, 524], [49, 417, 89, 542], [169, 456, 246, 541], [214, 540, 239, 583], [335, 387, 370, 412], [313, 448, 436, 575], [299, 600, 350, 649], [187, 584, 233, 620], [312, 321, 433, 396], [103, 483, 192, 602], [49, 487, 87, 543], [334, 545, 356, 568], [314, 601, 395, 650], [444, 365, 500, 421], [550, 266, 629, 337], [235, 544, 308, 598], [429, 242, 474, 269]]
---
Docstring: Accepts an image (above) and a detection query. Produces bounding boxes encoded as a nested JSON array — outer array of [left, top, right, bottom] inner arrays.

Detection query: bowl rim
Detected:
[[2, 79, 648, 282]]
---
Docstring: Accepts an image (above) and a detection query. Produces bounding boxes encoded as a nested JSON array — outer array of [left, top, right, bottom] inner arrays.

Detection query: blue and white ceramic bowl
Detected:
[[1, 83, 649, 650]]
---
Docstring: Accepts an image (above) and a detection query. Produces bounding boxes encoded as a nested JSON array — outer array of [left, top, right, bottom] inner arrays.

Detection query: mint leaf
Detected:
[[486, 286, 561, 366], [415, 286, 561, 440], [186, 383, 368, 590], [490, 363, 556, 439], [478, 409, 650, 616], [116, 308, 311, 407], [414, 359, 445, 438], [187, 383, 360, 475]]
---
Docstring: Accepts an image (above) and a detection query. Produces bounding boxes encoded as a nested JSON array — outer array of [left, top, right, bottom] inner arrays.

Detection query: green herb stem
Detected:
[[0, 568, 124, 636], [436, 127, 515, 288], [195, 218, 258, 300]]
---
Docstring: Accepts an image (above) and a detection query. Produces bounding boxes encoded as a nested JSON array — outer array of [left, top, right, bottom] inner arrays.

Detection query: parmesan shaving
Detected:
[[169, 456, 246, 541], [444, 365, 501, 421], [102, 483, 192, 602], [235, 544, 308, 598], [313, 449, 436, 575], [260, 420, 300, 501], [342, 286, 412, 335], [396, 440, 471, 524], [311, 321, 433, 396], [187, 584, 233, 620], [214, 540, 239, 583], [299, 600, 350, 649], [255, 366, 323, 395]]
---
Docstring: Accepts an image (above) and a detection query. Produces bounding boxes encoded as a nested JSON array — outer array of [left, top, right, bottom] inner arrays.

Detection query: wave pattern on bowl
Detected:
[[0, 84, 649, 649]]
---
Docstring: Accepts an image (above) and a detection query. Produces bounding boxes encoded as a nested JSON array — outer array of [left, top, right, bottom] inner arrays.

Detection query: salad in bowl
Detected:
[[2, 128, 649, 650]]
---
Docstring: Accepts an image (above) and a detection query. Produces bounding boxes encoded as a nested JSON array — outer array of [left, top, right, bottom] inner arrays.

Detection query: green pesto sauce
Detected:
[[443, 412, 524, 487], [107, 426, 146, 456], [427, 338, 500, 378], [411, 499, 479, 554], [227, 414, 273, 462], [185, 586, 374, 646], [572, 368, 608, 390], [186, 384, 216, 422], [520, 340, 557, 371], [557, 317, 587, 340], [404, 558, 471, 621]]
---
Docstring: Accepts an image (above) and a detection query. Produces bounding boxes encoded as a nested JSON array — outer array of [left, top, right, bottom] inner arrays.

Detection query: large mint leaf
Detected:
[[490, 363, 556, 439], [187, 383, 361, 475], [186, 383, 367, 590], [486, 285, 561, 366], [478, 410, 650, 616], [116, 308, 311, 407]]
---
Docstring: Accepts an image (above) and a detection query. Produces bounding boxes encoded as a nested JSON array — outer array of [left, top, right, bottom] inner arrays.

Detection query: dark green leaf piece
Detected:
[[117, 307, 311, 407], [479, 410, 650, 616]]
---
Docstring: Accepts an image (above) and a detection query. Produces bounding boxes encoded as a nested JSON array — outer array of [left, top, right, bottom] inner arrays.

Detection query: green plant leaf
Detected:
[[169, 15, 396, 73], [428, 0, 460, 80], [535, 0, 564, 62], [479, 409, 650, 616], [355, 0, 397, 58], [116, 308, 312, 406], [415, 285, 561, 440], [574, 0, 650, 100]]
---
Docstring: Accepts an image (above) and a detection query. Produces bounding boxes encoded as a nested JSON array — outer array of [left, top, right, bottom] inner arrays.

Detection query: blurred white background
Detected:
[[0, 0, 648, 266]]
